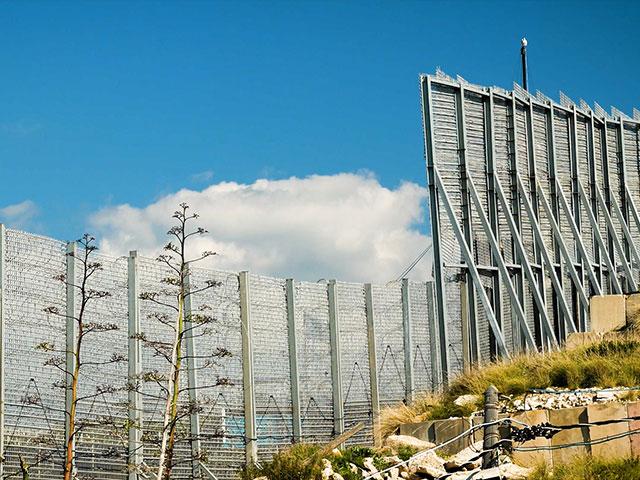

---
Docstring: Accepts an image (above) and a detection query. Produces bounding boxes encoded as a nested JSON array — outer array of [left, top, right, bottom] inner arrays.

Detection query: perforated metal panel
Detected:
[[422, 72, 640, 379]]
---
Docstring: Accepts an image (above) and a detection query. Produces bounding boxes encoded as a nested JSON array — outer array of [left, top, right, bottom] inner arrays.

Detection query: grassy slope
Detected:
[[529, 456, 640, 480], [380, 333, 640, 437]]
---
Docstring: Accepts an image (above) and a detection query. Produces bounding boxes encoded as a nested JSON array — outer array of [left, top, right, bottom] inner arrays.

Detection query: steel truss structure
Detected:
[[421, 71, 640, 381]]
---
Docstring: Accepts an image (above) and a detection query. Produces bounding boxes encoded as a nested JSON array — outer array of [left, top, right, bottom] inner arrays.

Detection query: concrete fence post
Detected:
[[239, 271, 258, 464], [127, 251, 143, 479], [364, 283, 381, 446], [184, 265, 202, 477], [327, 280, 344, 436], [482, 385, 500, 468], [285, 279, 302, 443], [401, 278, 414, 402], [65, 241, 77, 474]]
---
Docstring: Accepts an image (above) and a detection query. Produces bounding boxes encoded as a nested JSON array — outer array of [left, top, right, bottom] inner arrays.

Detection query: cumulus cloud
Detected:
[[89, 173, 432, 283], [0, 200, 40, 230]]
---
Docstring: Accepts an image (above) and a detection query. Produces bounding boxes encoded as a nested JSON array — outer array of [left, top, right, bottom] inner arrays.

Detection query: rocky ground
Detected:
[[314, 435, 530, 480]]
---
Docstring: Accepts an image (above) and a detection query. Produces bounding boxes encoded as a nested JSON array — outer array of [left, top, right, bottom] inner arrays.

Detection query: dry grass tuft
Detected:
[[379, 333, 640, 437], [528, 455, 640, 480]]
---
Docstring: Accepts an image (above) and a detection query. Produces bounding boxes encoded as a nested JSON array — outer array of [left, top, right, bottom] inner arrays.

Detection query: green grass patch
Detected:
[[379, 334, 640, 436], [528, 455, 640, 480]]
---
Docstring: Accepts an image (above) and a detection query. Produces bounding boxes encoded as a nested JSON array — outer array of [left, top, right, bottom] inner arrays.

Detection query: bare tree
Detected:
[[36, 234, 126, 480], [135, 203, 230, 480]]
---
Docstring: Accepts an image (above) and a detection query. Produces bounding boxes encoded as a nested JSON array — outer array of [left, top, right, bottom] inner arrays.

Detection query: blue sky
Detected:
[[0, 1, 638, 280]]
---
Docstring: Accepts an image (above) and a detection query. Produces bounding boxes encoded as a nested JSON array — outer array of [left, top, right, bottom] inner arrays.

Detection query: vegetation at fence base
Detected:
[[238, 442, 415, 480], [528, 455, 640, 480], [379, 333, 640, 437]]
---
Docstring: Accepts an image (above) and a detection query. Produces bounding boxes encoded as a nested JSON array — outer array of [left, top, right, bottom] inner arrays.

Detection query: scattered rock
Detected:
[[386, 435, 436, 452], [443, 441, 483, 472]]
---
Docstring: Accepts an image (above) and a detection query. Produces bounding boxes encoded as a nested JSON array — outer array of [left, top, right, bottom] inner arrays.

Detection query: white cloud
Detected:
[[89, 173, 432, 283], [0, 200, 40, 230]]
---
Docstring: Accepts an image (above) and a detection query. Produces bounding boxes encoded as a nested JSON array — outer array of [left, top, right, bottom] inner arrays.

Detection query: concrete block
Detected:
[[549, 407, 589, 466], [590, 294, 626, 333], [399, 421, 435, 443], [587, 401, 627, 423], [589, 422, 631, 459], [630, 420, 640, 457], [565, 332, 599, 350], [434, 418, 467, 455], [511, 412, 552, 469], [626, 293, 640, 328]]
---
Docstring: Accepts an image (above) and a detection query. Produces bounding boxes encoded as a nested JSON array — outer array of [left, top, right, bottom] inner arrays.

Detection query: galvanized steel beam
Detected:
[[554, 182, 602, 295], [465, 175, 538, 350], [364, 283, 381, 445], [576, 183, 623, 294], [239, 271, 258, 464], [327, 280, 344, 436], [127, 251, 143, 479], [491, 175, 559, 346], [456, 86, 480, 365], [420, 75, 450, 383], [536, 186, 590, 316], [434, 169, 510, 358], [285, 279, 302, 443], [515, 175, 578, 334]]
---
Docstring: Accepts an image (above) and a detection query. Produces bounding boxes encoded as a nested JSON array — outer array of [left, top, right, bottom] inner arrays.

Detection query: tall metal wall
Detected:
[[421, 71, 640, 380], [0, 227, 439, 479]]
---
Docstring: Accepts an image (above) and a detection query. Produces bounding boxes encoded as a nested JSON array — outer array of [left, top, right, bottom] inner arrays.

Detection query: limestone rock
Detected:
[[386, 434, 435, 452]]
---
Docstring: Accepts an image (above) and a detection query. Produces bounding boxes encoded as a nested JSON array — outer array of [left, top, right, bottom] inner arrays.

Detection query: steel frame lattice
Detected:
[[421, 72, 640, 382]]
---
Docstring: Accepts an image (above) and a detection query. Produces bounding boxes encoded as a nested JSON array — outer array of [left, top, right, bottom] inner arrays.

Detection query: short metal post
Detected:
[[127, 251, 143, 479], [65, 241, 77, 474], [0, 224, 5, 476], [364, 283, 381, 446], [482, 385, 500, 468], [184, 265, 202, 477], [327, 280, 344, 436], [239, 271, 257, 464], [401, 278, 414, 401], [285, 279, 302, 443]]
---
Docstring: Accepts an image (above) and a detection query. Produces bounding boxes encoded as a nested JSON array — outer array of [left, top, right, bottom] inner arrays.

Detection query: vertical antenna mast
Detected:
[[521, 37, 529, 91]]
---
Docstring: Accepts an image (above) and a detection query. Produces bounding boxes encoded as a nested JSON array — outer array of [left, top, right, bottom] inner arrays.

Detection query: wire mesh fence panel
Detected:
[[189, 267, 245, 480], [248, 274, 293, 461], [294, 281, 334, 443], [372, 282, 406, 406], [336, 281, 372, 445], [74, 252, 129, 479], [408, 281, 433, 393], [3, 230, 67, 478]]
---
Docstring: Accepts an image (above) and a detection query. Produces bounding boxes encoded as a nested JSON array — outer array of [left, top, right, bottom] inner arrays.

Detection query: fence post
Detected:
[[0, 224, 5, 476], [184, 265, 202, 477], [401, 278, 414, 402], [482, 385, 500, 468], [285, 279, 302, 443], [426, 282, 441, 391], [364, 283, 381, 446], [65, 241, 77, 474], [239, 271, 258, 464], [327, 280, 344, 436], [127, 251, 143, 479]]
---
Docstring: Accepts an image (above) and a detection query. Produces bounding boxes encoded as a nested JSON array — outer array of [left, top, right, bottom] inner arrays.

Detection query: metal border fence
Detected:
[[0, 226, 440, 479], [421, 70, 640, 380]]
